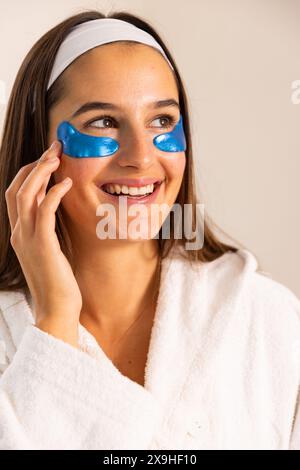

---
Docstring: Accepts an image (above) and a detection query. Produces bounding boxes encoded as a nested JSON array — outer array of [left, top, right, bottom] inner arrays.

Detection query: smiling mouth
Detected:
[[100, 180, 164, 198]]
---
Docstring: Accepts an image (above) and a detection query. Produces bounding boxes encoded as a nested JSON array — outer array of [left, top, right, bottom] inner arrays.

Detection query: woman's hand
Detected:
[[5, 141, 82, 348]]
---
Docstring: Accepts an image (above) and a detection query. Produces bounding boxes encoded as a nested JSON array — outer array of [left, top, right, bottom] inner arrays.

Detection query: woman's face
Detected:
[[47, 43, 186, 242]]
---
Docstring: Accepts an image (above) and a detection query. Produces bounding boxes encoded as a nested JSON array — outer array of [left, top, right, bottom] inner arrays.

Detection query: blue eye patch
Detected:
[[56, 114, 186, 158]]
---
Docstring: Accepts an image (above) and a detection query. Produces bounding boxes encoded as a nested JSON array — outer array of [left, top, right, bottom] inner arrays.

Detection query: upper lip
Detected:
[[98, 177, 165, 188]]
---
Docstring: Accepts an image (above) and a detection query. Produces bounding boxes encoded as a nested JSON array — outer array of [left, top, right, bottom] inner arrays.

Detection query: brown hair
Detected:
[[0, 10, 250, 291]]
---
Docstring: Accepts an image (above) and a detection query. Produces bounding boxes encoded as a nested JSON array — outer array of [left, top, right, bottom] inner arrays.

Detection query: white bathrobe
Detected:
[[0, 247, 299, 450]]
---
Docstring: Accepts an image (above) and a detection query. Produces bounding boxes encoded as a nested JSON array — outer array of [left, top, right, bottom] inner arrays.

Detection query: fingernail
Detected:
[[50, 140, 60, 151], [48, 156, 59, 162], [40, 152, 58, 162], [62, 177, 72, 185]]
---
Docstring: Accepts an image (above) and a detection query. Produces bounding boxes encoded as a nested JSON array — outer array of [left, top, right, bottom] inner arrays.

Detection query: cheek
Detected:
[[53, 155, 108, 184], [165, 153, 186, 182]]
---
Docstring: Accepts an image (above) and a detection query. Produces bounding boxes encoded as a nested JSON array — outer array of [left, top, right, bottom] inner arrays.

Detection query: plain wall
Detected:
[[0, 0, 299, 297]]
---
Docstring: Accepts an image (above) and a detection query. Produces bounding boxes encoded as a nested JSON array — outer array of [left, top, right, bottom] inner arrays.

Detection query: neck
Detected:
[[70, 234, 161, 343]]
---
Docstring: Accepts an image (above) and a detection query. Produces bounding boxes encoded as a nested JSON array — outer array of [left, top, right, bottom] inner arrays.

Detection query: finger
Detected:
[[36, 179, 50, 207], [16, 143, 62, 234], [5, 161, 37, 232], [35, 177, 73, 236]]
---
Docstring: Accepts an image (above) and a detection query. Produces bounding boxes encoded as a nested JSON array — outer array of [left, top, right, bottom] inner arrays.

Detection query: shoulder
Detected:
[[198, 247, 299, 308], [218, 248, 299, 314], [228, 249, 300, 323], [210, 249, 300, 347], [0, 288, 33, 373], [176, 246, 300, 334], [245, 261, 300, 349], [0, 285, 33, 315]]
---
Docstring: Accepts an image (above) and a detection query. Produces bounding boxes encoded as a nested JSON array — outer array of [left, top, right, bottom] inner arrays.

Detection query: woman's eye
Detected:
[[88, 117, 115, 129], [86, 114, 177, 130], [151, 116, 176, 128]]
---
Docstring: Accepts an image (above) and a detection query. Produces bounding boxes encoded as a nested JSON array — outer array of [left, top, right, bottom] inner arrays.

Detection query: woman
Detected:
[[0, 11, 299, 450]]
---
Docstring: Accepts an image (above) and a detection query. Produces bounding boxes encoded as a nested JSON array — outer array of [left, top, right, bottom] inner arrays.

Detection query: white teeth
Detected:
[[128, 187, 139, 196], [106, 184, 121, 194], [103, 183, 156, 196]]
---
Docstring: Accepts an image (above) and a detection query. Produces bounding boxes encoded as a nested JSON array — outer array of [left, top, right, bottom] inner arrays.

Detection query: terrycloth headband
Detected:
[[47, 18, 174, 90]]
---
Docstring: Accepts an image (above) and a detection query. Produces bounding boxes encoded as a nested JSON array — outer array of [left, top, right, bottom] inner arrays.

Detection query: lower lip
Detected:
[[97, 181, 164, 205]]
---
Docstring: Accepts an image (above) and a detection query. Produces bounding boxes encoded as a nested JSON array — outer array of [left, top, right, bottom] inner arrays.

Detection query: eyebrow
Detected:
[[70, 99, 180, 119]]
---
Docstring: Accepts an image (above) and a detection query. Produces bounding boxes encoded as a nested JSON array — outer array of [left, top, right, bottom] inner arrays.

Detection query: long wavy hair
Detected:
[[0, 10, 251, 291]]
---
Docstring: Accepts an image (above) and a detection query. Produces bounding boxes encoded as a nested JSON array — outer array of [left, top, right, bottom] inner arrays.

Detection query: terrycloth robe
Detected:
[[0, 247, 299, 450]]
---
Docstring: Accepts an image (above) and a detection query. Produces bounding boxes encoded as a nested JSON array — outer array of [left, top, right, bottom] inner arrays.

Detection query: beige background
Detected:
[[0, 0, 299, 297]]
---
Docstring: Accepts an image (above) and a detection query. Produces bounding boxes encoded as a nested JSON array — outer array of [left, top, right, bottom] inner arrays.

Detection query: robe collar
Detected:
[[0, 246, 256, 408]]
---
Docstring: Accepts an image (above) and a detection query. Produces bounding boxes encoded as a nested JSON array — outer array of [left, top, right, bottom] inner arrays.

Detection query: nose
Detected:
[[116, 124, 157, 170]]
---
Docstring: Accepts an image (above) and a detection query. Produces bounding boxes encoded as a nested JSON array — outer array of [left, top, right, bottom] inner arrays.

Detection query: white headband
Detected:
[[47, 18, 174, 91]]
